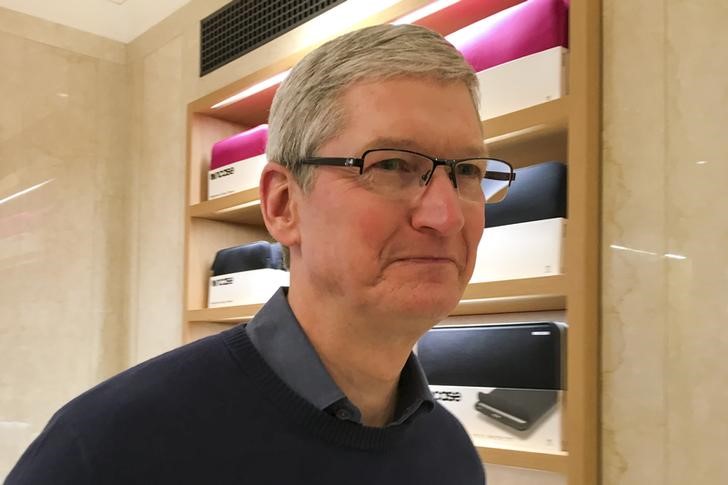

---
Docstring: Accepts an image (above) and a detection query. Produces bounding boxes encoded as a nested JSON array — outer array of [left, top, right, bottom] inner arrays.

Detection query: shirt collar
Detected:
[[246, 287, 345, 410], [390, 352, 435, 426], [246, 287, 435, 426]]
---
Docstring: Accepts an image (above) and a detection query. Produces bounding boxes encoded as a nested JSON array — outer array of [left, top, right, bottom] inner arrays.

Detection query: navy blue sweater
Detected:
[[6, 325, 485, 484]]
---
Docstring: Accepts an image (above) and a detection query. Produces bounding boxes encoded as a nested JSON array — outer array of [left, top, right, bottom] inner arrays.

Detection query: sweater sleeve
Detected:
[[4, 413, 96, 485]]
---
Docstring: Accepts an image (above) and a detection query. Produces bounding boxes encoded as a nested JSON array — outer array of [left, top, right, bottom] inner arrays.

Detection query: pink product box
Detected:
[[210, 124, 268, 170], [451, 0, 569, 73], [208, 124, 269, 200]]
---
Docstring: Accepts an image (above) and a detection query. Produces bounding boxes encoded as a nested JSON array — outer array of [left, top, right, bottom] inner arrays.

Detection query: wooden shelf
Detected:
[[483, 97, 569, 142], [187, 275, 566, 324], [455, 275, 566, 314], [189, 187, 263, 225], [463, 275, 566, 299], [453, 294, 566, 316], [476, 446, 568, 474], [483, 98, 569, 168], [187, 304, 261, 323], [458, 275, 566, 315]]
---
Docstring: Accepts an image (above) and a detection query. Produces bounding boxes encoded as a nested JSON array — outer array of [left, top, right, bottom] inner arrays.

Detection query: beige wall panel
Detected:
[[603, 0, 728, 483], [0, 27, 130, 478], [663, 1, 728, 483], [601, 0, 668, 484], [0, 6, 125, 63], [128, 35, 186, 364]]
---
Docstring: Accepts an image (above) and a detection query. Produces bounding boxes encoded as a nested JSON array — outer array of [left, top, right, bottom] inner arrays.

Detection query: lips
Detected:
[[390, 256, 463, 271]]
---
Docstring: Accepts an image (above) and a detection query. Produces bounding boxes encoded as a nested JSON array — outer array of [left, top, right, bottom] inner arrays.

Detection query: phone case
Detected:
[[475, 388, 558, 431]]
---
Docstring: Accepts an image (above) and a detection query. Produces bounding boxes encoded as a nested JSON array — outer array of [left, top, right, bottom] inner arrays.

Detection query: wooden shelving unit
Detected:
[[183, 1, 600, 483]]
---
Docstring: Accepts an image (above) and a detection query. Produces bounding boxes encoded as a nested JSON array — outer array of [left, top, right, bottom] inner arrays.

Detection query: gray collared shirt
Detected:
[[246, 287, 434, 426]]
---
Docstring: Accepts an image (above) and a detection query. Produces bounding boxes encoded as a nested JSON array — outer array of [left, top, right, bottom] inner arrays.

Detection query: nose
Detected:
[[411, 167, 465, 236]]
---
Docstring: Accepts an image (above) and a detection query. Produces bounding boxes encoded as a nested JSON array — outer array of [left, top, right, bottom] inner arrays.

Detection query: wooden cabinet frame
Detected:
[[182, 1, 600, 482]]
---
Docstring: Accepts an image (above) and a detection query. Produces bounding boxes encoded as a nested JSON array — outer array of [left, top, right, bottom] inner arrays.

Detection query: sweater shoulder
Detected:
[[7, 328, 254, 484], [55, 327, 246, 428], [428, 401, 472, 438]]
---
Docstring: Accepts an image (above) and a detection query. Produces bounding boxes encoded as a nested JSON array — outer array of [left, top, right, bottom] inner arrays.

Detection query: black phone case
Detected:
[[475, 388, 558, 431]]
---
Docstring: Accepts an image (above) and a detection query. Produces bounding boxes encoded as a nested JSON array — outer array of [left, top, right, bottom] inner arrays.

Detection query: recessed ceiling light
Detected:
[[696, 160, 708, 165]]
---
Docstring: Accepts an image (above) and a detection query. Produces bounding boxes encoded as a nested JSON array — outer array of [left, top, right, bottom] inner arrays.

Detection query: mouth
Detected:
[[391, 256, 462, 270], [399, 257, 453, 263]]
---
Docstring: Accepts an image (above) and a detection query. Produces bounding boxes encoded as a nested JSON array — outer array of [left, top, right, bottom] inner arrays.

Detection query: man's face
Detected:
[[293, 77, 485, 325]]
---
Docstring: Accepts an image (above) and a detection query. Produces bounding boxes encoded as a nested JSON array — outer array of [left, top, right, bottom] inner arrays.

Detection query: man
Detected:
[[7, 23, 513, 484]]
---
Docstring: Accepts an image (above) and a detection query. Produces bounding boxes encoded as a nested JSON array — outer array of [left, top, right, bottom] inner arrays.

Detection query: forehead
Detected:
[[333, 77, 484, 158]]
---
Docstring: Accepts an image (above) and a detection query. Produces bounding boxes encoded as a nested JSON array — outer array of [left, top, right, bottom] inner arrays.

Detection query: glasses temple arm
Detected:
[[484, 171, 516, 182], [300, 157, 363, 168]]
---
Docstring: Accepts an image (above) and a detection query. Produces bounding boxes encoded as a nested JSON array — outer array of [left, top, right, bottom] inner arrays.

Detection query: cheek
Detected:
[[349, 202, 403, 258], [304, 191, 400, 267]]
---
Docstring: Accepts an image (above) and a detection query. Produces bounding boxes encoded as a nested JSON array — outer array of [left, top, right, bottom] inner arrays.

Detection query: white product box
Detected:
[[477, 46, 568, 120], [208, 268, 289, 308], [208, 154, 267, 200], [431, 385, 563, 453], [471, 217, 566, 283]]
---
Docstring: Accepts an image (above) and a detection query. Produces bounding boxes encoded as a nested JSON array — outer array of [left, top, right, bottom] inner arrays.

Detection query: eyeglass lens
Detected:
[[361, 150, 511, 204]]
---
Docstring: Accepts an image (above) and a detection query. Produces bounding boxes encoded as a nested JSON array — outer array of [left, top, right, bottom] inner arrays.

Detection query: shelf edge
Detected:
[[483, 97, 569, 141], [477, 446, 568, 474], [462, 275, 567, 300]]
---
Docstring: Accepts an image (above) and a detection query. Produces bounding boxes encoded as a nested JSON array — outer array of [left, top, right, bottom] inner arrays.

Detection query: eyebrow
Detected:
[[361, 137, 488, 158]]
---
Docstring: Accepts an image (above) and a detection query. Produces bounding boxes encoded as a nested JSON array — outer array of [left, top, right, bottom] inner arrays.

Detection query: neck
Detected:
[[287, 284, 421, 428]]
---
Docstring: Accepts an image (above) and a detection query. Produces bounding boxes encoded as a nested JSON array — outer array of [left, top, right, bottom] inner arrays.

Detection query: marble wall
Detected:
[[125, 35, 186, 364], [602, 0, 728, 484], [0, 8, 129, 477]]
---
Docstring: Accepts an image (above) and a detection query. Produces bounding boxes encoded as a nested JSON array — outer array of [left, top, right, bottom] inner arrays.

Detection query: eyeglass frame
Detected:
[[299, 147, 516, 195]]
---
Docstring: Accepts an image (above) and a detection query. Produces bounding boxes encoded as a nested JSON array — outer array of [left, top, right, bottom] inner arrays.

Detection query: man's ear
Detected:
[[259, 162, 300, 247]]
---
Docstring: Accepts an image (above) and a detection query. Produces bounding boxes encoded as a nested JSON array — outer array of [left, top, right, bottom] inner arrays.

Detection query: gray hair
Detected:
[[266, 23, 479, 191]]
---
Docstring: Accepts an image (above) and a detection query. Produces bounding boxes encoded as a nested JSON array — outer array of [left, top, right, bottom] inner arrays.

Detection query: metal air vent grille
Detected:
[[200, 0, 347, 76]]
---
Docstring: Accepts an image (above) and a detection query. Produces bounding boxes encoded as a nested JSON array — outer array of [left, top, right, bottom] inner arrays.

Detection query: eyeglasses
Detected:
[[300, 148, 515, 203]]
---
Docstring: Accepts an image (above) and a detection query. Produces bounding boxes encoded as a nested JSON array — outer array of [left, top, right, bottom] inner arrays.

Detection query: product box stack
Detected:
[[208, 241, 289, 308], [471, 161, 567, 283], [450, 0, 569, 120], [417, 322, 567, 453], [208, 124, 269, 200]]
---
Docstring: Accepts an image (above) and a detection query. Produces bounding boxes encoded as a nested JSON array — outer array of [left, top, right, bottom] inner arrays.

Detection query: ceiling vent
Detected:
[[200, 0, 347, 76]]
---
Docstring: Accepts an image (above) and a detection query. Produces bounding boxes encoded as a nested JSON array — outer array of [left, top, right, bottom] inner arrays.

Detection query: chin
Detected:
[[381, 284, 463, 323]]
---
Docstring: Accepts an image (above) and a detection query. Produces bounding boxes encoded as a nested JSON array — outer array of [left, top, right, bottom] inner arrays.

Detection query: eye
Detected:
[[371, 158, 412, 172], [455, 163, 483, 178]]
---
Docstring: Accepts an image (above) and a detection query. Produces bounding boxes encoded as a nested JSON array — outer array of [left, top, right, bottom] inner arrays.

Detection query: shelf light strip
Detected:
[[392, 0, 459, 24], [211, 69, 291, 109], [211, 0, 462, 109]]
